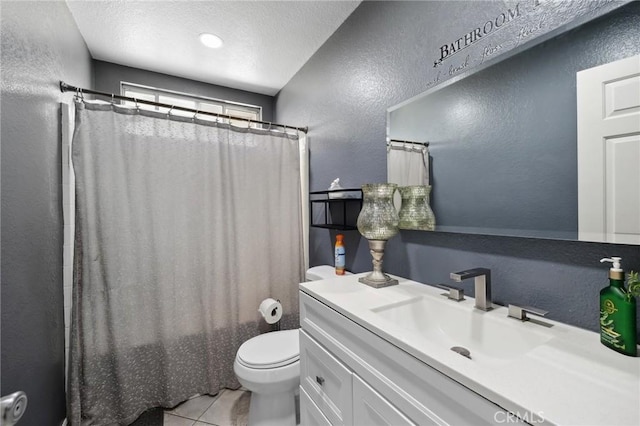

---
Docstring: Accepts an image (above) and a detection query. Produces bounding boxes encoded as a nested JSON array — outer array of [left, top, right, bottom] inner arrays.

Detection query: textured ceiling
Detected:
[[66, 1, 361, 96]]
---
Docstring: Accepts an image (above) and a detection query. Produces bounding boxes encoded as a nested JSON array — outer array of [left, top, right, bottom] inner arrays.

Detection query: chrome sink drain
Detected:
[[451, 346, 471, 359]]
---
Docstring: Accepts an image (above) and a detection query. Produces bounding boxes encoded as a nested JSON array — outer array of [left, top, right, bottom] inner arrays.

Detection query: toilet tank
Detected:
[[305, 265, 352, 281]]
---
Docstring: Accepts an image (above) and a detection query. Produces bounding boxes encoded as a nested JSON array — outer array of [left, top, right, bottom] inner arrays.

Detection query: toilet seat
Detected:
[[236, 329, 299, 369]]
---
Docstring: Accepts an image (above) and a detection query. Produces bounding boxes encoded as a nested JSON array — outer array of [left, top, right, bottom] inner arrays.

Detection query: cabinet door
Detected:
[[300, 330, 353, 425], [353, 375, 420, 426], [300, 386, 332, 426]]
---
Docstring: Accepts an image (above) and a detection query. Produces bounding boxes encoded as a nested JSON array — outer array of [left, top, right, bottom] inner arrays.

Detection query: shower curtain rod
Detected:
[[59, 81, 308, 133], [388, 139, 429, 147]]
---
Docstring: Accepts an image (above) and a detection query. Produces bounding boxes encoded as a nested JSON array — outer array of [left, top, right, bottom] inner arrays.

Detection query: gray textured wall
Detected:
[[276, 0, 640, 335], [93, 60, 275, 122], [390, 5, 640, 239], [1, 1, 93, 425]]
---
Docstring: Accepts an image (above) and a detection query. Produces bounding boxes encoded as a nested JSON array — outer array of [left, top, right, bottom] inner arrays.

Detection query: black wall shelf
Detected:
[[310, 188, 362, 230]]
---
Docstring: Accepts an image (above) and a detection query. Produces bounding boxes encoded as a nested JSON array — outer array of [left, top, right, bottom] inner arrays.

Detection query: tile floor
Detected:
[[164, 389, 250, 426]]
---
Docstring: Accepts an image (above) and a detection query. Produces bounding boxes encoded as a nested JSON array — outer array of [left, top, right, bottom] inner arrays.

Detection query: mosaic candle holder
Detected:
[[398, 185, 435, 231], [356, 183, 399, 288]]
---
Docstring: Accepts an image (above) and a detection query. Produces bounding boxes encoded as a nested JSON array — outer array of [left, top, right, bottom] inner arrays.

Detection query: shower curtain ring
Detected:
[[193, 109, 199, 121], [167, 105, 174, 118]]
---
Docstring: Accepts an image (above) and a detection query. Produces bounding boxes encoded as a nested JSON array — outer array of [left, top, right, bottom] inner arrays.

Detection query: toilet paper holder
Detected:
[[269, 299, 281, 331], [269, 301, 279, 317], [258, 298, 282, 330]]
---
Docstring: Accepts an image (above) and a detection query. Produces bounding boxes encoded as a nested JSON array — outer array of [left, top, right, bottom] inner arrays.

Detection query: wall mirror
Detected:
[[388, 2, 640, 244]]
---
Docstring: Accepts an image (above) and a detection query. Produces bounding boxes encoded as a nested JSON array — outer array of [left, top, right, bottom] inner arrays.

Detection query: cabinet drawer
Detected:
[[300, 386, 332, 426], [353, 375, 418, 426], [300, 330, 353, 425]]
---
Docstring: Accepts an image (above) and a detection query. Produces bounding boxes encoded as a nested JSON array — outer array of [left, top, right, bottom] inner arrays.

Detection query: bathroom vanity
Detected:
[[299, 274, 640, 425]]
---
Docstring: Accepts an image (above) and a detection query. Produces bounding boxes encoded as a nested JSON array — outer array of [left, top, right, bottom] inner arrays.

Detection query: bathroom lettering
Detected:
[[448, 55, 470, 76], [515, 16, 546, 46], [425, 70, 442, 88], [435, 3, 521, 67], [480, 43, 503, 63]]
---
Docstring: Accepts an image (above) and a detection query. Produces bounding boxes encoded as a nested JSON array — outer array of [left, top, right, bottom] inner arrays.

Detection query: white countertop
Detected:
[[300, 273, 640, 426]]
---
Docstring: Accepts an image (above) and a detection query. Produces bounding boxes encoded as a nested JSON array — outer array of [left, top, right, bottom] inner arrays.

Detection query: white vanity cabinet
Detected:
[[299, 291, 519, 426], [352, 375, 416, 426]]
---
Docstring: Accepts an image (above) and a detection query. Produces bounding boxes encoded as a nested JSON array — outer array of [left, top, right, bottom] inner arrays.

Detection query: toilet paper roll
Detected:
[[258, 298, 283, 324], [1, 391, 27, 426]]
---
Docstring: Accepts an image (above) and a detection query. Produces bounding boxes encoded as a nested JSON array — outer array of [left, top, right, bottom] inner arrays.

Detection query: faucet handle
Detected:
[[450, 267, 491, 282], [508, 304, 548, 321], [436, 284, 465, 302]]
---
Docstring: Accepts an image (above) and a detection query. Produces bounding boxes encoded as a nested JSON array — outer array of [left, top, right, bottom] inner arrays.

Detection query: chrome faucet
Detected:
[[436, 283, 465, 302], [508, 304, 548, 321], [450, 268, 492, 311]]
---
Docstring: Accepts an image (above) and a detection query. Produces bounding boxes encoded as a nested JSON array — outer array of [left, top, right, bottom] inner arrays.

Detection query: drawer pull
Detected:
[[316, 376, 325, 386]]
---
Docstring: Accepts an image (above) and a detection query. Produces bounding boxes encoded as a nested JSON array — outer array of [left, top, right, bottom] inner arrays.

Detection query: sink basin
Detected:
[[371, 295, 553, 362]]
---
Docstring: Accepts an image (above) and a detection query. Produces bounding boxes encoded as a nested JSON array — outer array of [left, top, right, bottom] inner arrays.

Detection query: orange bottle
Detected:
[[335, 234, 345, 275]]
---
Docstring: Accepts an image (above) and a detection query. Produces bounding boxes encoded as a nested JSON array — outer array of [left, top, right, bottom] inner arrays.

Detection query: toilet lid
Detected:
[[237, 329, 299, 369]]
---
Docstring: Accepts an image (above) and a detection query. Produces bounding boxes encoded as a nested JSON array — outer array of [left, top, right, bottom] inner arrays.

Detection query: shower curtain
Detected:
[[387, 141, 430, 209], [67, 102, 305, 425]]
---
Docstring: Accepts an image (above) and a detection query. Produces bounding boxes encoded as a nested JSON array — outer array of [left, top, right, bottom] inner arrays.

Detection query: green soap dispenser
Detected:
[[599, 257, 637, 357]]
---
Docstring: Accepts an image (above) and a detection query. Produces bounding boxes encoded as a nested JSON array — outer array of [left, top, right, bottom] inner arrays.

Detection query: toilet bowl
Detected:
[[234, 266, 350, 426], [234, 329, 300, 426]]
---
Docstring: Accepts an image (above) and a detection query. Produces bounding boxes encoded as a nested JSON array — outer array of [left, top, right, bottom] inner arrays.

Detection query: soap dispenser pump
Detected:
[[599, 257, 637, 356]]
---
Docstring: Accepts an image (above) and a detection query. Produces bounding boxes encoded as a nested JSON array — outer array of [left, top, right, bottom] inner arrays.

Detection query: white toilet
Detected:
[[234, 266, 345, 426]]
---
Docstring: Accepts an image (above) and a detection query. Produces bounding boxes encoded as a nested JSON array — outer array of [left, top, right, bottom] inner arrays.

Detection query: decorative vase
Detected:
[[398, 185, 436, 231], [356, 183, 399, 288]]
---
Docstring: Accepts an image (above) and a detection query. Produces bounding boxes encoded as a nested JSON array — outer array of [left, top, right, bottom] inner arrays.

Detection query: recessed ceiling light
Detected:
[[199, 33, 223, 49]]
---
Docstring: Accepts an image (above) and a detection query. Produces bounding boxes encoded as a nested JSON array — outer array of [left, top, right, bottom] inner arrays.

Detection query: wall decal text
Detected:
[[434, 3, 522, 68]]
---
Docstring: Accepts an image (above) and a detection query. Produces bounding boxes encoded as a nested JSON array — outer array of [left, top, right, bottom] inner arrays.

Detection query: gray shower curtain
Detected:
[[68, 102, 304, 425]]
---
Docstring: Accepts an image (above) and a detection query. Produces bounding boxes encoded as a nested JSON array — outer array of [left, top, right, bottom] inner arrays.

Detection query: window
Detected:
[[121, 82, 262, 126]]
